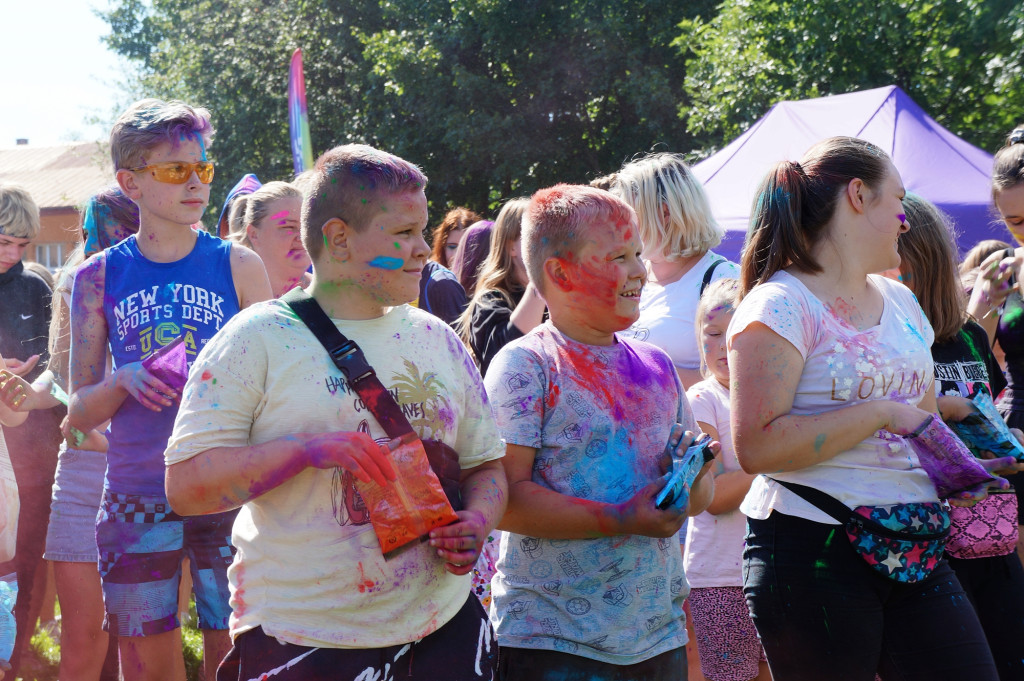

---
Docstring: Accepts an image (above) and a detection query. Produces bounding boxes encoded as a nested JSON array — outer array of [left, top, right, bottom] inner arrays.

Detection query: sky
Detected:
[[0, 1, 126, 148]]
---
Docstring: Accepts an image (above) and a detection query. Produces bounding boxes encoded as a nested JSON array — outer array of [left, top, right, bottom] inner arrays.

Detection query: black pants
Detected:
[[498, 645, 685, 681], [743, 511, 998, 681], [217, 594, 497, 681], [947, 552, 1024, 681]]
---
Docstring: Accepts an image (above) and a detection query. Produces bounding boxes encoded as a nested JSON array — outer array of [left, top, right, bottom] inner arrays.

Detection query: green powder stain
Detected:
[[212, 378, 217, 385], [394, 242, 400, 249], [323, 232, 329, 249], [361, 199, 367, 204], [1002, 305, 1023, 326], [332, 178, 337, 184], [813, 433, 826, 453]]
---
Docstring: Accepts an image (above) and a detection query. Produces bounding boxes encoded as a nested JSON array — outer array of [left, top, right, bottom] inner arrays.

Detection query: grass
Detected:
[[16, 599, 206, 681]]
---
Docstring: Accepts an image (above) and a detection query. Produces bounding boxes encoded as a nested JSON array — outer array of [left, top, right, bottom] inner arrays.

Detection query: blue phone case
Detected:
[[655, 433, 713, 510]]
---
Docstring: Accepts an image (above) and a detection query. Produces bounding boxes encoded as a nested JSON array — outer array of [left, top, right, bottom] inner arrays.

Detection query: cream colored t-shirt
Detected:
[[165, 300, 504, 648]]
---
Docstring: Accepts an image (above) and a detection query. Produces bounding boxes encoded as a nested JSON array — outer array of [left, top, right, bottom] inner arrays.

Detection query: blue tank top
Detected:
[[103, 230, 240, 495]]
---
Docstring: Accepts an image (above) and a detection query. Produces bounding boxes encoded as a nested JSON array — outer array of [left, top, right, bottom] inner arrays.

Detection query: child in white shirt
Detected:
[[683, 279, 769, 681]]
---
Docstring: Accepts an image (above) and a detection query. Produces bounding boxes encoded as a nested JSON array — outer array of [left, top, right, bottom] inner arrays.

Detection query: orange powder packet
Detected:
[[355, 437, 459, 556]]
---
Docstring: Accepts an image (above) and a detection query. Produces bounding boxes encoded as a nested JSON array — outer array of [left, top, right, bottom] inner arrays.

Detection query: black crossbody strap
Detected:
[[699, 258, 725, 297], [771, 478, 852, 525], [282, 288, 414, 440]]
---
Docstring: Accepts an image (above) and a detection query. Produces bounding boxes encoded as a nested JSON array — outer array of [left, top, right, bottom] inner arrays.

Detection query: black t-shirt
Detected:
[[469, 288, 526, 378], [931, 319, 1006, 400], [996, 289, 1024, 411], [0, 261, 63, 486]]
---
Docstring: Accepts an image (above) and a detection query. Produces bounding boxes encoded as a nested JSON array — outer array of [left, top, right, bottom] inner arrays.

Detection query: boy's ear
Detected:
[[116, 169, 142, 200], [321, 217, 351, 262], [543, 256, 573, 292]]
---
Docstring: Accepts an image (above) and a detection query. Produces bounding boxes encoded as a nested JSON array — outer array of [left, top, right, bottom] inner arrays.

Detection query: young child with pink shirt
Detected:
[[683, 278, 770, 681]]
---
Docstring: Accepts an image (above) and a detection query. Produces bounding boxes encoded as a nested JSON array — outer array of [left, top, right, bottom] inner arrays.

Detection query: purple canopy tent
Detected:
[[693, 85, 1003, 263]]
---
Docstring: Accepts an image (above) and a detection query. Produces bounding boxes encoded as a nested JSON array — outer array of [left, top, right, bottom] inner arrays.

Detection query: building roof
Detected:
[[0, 142, 113, 210]]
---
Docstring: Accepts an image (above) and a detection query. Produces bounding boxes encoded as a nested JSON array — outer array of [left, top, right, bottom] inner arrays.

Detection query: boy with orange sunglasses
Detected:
[[68, 99, 271, 681]]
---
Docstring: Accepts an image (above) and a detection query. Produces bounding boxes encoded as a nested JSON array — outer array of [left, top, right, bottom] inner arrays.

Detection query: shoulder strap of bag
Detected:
[[770, 478, 852, 525], [699, 258, 724, 297], [281, 288, 413, 440]]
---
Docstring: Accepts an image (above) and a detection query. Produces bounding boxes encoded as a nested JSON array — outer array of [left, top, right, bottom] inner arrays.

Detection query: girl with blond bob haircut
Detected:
[[614, 152, 721, 260], [613, 152, 739, 388]]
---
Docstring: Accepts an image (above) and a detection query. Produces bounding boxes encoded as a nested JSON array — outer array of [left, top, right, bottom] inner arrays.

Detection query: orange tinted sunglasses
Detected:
[[130, 161, 215, 184]]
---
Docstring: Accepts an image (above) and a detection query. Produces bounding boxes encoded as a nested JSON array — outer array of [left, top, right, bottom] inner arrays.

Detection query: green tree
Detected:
[[679, 0, 1024, 154], [100, 0, 385, 218], [100, 0, 715, 222], [357, 0, 716, 211]]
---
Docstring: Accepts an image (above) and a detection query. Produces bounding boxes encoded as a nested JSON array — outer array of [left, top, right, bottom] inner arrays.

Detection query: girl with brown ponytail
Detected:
[[729, 137, 998, 679]]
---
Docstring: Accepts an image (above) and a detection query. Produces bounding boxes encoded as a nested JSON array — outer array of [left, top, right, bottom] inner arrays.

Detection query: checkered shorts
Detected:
[[96, 490, 236, 637]]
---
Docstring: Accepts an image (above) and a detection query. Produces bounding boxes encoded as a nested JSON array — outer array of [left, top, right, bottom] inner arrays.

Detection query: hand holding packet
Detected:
[[141, 335, 188, 393], [947, 391, 1024, 463], [656, 432, 714, 511], [354, 433, 459, 557], [905, 414, 994, 498]]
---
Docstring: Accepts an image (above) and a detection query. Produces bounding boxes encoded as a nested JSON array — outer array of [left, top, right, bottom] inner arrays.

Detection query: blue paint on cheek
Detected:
[[368, 256, 403, 270]]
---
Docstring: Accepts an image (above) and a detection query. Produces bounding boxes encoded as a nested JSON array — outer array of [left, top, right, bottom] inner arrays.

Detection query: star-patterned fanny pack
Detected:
[[774, 479, 950, 583]]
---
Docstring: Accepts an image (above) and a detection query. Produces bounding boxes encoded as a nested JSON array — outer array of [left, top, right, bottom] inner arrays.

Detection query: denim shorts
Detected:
[[43, 444, 106, 563], [96, 490, 235, 637]]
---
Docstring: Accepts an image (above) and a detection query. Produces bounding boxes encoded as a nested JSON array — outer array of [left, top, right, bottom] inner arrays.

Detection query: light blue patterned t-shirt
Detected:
[[484, 322, 693, 665]]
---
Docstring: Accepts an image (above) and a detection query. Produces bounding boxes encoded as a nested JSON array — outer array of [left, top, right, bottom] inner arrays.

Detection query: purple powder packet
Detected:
[[141, 336, 188, 393], [905, 415, 994, 498]]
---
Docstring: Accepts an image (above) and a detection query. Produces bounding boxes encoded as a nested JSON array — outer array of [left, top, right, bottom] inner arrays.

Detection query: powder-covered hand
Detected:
[[430, 509, 488, 575], [115, 361, 178, 412], [304, 432, 398, 487], [615, 479, 687, 538], [978, 449, 1024, 475], [936, 395, 975, 423], [0, 371, 38, 412], [877, 401, 935, 437]]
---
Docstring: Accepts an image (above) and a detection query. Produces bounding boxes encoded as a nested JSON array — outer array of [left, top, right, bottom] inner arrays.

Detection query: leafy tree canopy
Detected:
[[100, 0, 713, 223], [679, 0, 1024, 154]]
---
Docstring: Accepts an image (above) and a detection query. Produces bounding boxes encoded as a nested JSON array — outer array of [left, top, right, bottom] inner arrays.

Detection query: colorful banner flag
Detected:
[[288, 48, 314, 174]]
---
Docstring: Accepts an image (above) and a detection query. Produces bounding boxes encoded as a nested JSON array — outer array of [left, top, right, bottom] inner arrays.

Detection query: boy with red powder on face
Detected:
[[484, 184, 716, 681], [163, 144, 507, 681], [68, 99, 272, 681]]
